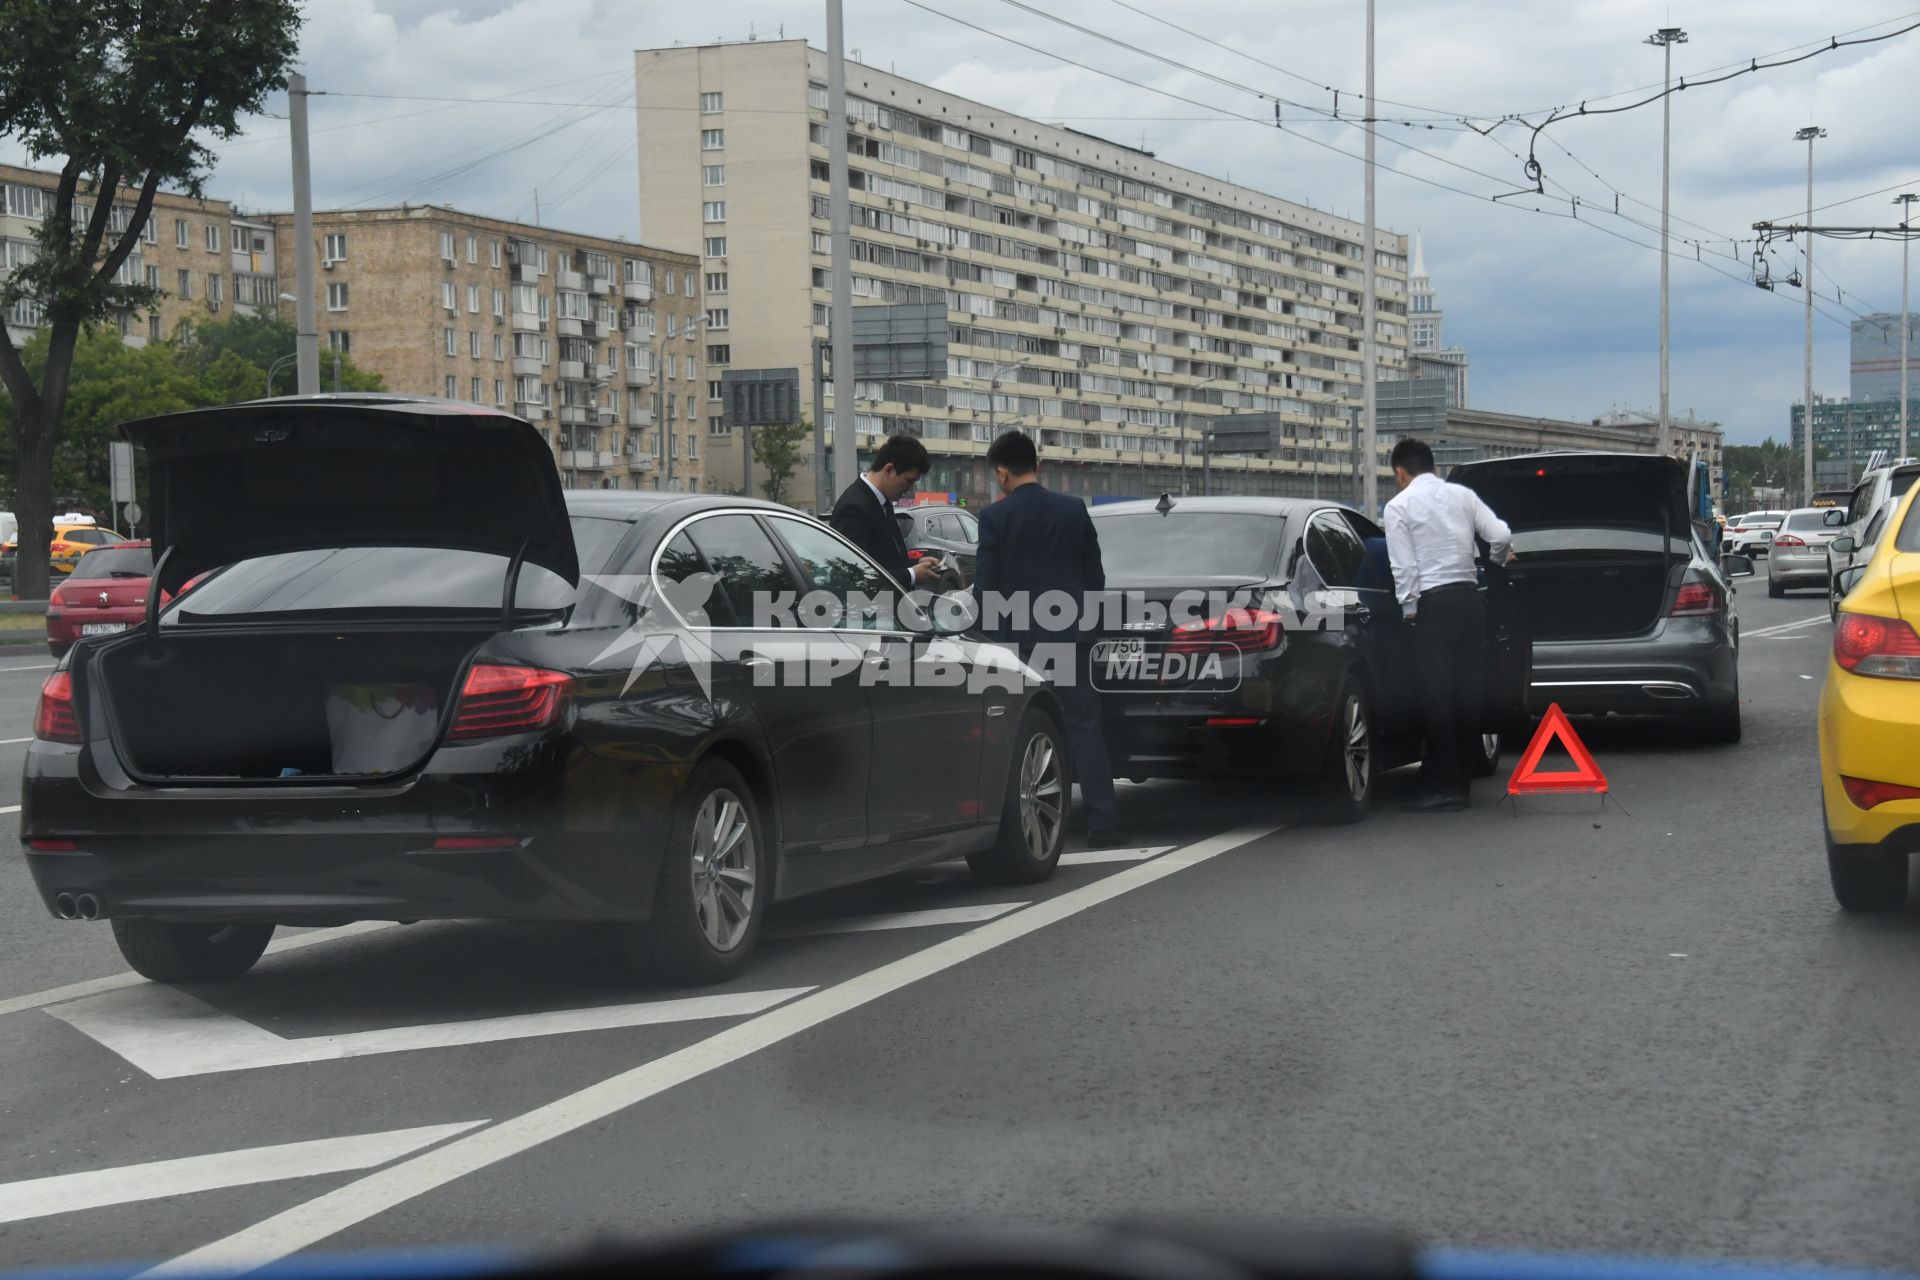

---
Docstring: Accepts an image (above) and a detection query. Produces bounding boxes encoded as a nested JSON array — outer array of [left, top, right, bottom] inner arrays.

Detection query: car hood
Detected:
[[122, 399, 577, 594], [1448, 452, 1690, 539]]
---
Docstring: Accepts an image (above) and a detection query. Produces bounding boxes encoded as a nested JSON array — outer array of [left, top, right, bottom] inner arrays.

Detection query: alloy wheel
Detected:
[[1343, 696, 1371, 800], [1017, 732, 1063, 860], [689, 787, 756, 952]]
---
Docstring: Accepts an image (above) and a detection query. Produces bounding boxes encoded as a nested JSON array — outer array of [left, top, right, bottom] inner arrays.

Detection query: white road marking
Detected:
[[1060, 845, 1172, 866], [0, 921, 399, 1020], [1744, 614, 1829, 639], [770, 902, 1025, 938], [0, 805, 18, 814], [142, 822, 1284, 1276], [0, 736, 33, 745], [0, 1122, 484, 1226], [0, 663, 55, 674], [1800, 674, 1814, 680], [51, 985, 813, 1080]]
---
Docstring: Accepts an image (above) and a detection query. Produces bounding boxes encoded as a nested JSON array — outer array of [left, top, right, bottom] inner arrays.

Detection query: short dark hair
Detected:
[[987, 429, 1038, 476], [1390, 437, 1435, 476], [871, 434, 930, 477]]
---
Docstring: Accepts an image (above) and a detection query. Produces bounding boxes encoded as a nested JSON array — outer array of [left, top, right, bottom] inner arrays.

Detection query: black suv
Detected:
[[894, 503, 979, 591]]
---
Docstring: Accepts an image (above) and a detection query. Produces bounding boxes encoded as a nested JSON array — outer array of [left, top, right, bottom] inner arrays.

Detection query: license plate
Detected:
[[80, 622, 127, 636], [1094, 637, 1146, 663]]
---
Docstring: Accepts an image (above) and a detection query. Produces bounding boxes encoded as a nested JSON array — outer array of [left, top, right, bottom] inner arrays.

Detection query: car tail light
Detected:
[[1204, 716, 1263, 727], [34, 672, 80, 743], [906, 549, 926, 560], [28, 839, 76, 851], [1772, 534, 1806, 548], [1670, 580, 1723, 617], [1169, 608, 1284, 654], [1841, 776, 1920, 809], [1833, 612, 1920, 678], [447, 664, 574, 740], [431, 836, 520, 849]]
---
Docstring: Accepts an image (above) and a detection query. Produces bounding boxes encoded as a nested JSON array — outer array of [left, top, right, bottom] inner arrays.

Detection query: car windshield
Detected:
[[1091, 512, 1283, 578], [68, 545, 152, 578]]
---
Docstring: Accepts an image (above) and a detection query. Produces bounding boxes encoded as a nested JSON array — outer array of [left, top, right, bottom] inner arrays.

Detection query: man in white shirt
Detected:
[[1383, 437, 1513, 812]]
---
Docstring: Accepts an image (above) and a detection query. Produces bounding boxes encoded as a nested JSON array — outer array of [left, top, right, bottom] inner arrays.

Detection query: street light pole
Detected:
[[1797, 126, 1826, 505], [1647, 27, 1687, 458], [265, 353, 298, 398], [1898, 193, 1917, 459], [1359, 0, 1378, 518]]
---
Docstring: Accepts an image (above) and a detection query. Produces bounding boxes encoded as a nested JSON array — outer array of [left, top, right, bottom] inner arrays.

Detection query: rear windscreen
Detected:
[[1091, 513, 1283, 579], [69, 546, 153, 578], [1784, 511, 1830, 531], [170, 548, 575, 619]]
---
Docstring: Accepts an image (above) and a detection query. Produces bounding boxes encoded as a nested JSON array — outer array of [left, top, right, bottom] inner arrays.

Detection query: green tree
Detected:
[[0, 0, 302, 597], [752, 419, 813, 507], [175, 312, 383, 397]]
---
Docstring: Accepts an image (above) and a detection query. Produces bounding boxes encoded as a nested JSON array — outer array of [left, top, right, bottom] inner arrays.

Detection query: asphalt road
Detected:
[[4, 585, 1916, 1275]]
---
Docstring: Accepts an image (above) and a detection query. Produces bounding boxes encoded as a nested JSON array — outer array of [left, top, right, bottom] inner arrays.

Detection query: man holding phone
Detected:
[[829, 435, 946, 594]]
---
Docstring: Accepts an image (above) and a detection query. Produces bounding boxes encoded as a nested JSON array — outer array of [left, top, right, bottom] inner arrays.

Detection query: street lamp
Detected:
[[1646, 27, 1688, 458], [1796, 125, 1827, 504], [265, 352, 298, 397], [1897, 193, 1917, 459]]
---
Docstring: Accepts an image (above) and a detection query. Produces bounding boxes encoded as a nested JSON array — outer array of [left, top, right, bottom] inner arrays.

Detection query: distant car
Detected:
[[1818, 478, 1920, 912], [1766, 507, 1845, 598], [48, 521, 128, 575], [1828, 462, 1920, 620], [1723, 510, 1787, 557], [1450, 452, 1747, 743], [894, 503, 979, 591], [45, 541, 163, 657]]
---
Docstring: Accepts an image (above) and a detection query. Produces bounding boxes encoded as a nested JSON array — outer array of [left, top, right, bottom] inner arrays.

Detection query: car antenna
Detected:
[[1155, 492, 1175, 517]]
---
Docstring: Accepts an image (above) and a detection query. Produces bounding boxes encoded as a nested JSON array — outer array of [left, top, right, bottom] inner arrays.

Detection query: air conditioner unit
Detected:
[[321, 259, 335, 271]]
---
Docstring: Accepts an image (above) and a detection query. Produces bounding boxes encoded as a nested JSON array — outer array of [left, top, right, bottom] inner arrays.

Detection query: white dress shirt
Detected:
[[1383, 472, 1512, 618]]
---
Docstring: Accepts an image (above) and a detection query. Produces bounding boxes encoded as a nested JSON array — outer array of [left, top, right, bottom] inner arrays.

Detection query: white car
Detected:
[[1723, 510, 1787, 556]]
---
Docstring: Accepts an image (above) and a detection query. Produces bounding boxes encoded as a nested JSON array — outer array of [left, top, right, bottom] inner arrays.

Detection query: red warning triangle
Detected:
[[1506, 703, 1608, 795]]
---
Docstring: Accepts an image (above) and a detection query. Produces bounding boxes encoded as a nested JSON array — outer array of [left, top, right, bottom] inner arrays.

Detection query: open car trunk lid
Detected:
[[1447, 452, 1691, 539], [123, 396, 578, 595]]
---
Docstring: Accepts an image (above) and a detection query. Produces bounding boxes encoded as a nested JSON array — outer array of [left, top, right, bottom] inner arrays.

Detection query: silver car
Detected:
[[1767, 506, 1843, 597]]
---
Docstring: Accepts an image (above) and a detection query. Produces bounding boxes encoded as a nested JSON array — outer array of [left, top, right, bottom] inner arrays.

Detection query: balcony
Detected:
[[511, 262, 539, 284], [511, 356, 542, 377], [627, 406, 654, 427], [557, 404, 591, 425], [557, 269, 586, 291], [594, 362, 615, 382], [513, 398, 547, 418], [629, 453, 656, 471], [510, 310, 543, 333], [622, 280, 654, 303], [557, 359, 586, 382], [555, 317, 582, 337], [587, 274, 613, 296], [623, 362, 653, 387], [560, 449, 614, 470], [596, 405, 618, 423], [624, 321, 651, 344]]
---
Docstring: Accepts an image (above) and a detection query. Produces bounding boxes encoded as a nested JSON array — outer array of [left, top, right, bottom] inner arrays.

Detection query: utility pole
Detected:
[[1898, 193, 1917, 459], [1647, 27, 1687, 458], [1796, 126, 1826, 505], [827, 0, 858, 499], [812, 336, 829, 511], [1359, 0, 1378, 518], [288, 73, 320, 396]]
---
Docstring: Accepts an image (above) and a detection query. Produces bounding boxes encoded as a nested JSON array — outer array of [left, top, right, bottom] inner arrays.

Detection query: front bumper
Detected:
[[1818, 661, 1920, 849], [1525, 619, 1736, 716]]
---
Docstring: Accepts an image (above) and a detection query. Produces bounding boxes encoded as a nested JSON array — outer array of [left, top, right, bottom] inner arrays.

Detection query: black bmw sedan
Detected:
[[1085, 496, 1531, 822], [22, 396, 1069, 986]]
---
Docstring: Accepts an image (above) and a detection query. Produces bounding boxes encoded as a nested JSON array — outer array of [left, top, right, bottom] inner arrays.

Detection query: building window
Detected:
[[144, 264, 159, 289], [322, 232, 346, 262], [707, 379, 724, 401], [205, 223, 220, 252], [684, 355, 695, 380], [492, 287, 505, 317], [704, 236, 727, 258], [439, 230, 455, 261], [148, 314, 161, 341], [470, 330, 482, 358], [703, 165, 725, 187], [704, 271, 727, 293], [666, 314, 677, 339], [471, 376, 483, 403], [467, 284, 480, 313], [683, 271, 694, 295], [700, 91, 724, 113], [441, 281, 456, 312], [493, 333, 504, 360], [688, 432, 698, 459], [494, 379, 505, 406], [445, 374, 457, 399], [705, 308, 729, 330], [490, 240, 502, 268], [176, 269, 192, 300], [702, 201, 725, 223], [709, 416, 727, 435], [466, 234, 477, 264], [701, 128, 724, 150], [327, 282, 349, 310], [665, 272, 677, 296], [175, 219, 189, 248], [207, 273, 223, 311], [707, 344, 730, 363], [444, 327, 456, 356], [327, 330, 350, 353]]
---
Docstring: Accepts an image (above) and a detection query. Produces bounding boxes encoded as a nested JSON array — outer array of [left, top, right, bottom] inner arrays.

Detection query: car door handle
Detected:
[[742, 655, 773, 671]]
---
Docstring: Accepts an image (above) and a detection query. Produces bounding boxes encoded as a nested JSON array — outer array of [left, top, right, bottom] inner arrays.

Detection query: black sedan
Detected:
[[1085, 496, 1531, 823], [22, 396, 1069, 986], [895, 502, 980, 591]]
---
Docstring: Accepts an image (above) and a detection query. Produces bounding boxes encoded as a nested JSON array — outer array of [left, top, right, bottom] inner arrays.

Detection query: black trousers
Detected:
[[1019, 642, 1119, 833], [1411, 584, 1486, 798]]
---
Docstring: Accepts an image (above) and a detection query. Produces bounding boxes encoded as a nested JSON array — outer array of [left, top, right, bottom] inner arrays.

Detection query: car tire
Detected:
[[1696, 684, 1742, 744], [626, 757, 767, 986], [110, 919, 274, 984], [1469, 730, 1502, 779], [1309, 678, 1374, 825], [1768, 578, 1784, 598], [969, 709, 1068, 885], [1827, 834, 1909, 913]]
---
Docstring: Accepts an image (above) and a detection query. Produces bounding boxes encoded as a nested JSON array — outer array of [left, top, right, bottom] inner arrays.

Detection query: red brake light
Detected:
[[1833, 612, 1920, 678], [1841, 776, 1920, 809], [1204, 716, 1263, 727], [34, 671, 79, 744], [906, 549, 926, 559], [431, 836, 521, 849], [447, 664, 573, 740], [1169, 608, 1284, 654], [29, 839, 76, 851], [1670, 580, 1723, 617], [1772, 534, 1805, 548]]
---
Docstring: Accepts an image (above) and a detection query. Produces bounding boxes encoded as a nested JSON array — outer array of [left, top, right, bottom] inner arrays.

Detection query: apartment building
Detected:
[[0, 161, 279, 349], [263, 206, 703, 491], [635, 40, 1409, 507]]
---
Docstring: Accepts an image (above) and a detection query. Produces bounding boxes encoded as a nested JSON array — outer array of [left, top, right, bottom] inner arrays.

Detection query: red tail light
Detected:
[[34, 671, 79, 744], [447, 664, 574, 740], [432, 836, 521, 849], [906, 548, 926, 560], [1841, 776, 1920, 809], [1833, 612, 1920, 678], [1169, 608, 1284, 654], [1670, 580, 1723, 617], [1772, 534, 1806, 548]]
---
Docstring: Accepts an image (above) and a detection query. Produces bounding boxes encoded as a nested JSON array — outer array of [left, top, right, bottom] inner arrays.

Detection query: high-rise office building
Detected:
[[1850, 312, 1920, 405]]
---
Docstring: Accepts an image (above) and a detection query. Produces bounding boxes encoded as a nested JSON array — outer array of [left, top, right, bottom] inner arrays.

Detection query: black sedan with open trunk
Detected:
[[22, 396, 1069, 986]]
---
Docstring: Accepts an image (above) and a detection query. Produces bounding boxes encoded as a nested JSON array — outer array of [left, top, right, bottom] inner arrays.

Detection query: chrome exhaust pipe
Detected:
[[75, 893, 100, 921], [53, 893, 77, 920]]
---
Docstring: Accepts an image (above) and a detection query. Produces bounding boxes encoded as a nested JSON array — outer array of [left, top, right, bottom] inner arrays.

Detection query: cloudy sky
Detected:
[[18, 1, 1920, 444]]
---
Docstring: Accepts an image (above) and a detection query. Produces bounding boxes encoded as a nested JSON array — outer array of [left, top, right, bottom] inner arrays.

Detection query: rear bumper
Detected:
[[1098, 671, 1330, 779], [1769, 550, 1831, 584], [1525, 623, 1736, 716], [1819, 662, 1920, 848]]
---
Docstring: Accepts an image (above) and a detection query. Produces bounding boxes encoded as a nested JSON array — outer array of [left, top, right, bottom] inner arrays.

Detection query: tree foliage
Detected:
[[752, 419, 814, 507]]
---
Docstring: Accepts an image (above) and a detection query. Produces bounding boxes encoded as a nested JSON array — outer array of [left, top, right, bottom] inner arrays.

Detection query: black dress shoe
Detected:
[[1086, 829, 1131, 849], [1398, 793, 1469, 813]]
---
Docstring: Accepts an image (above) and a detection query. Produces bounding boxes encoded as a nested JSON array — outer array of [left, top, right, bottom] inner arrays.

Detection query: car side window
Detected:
[[1303, 511, 1366, 588], [934, 515, 962, 541], [957, 511, 979, 541], [1849, 482, 1874, 525], [768, 516, 898, 631], [893, 512, 915, 541], [684, 514, 795, 629], [1864, 505, 1890, 548], [654, 531, 735, 627]]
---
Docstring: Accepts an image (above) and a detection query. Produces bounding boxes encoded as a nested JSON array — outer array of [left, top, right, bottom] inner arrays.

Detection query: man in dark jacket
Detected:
[[828, 434, 944, 593], [973, 430, 1123, 846]]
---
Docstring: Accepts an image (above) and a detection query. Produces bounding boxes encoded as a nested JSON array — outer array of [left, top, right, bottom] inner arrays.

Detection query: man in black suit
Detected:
[[828, 434, 944, 593], [972, 430, 1123, 847]]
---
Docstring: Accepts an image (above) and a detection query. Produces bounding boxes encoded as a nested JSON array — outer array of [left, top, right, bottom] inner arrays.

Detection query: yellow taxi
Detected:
[[48, 520, 126, 575], [1819, 478, 1920, 911]]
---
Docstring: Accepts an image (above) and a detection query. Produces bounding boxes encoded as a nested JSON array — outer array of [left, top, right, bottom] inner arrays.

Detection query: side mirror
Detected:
[[1720, 554, 1755, 579], [1824, 508, 1848, 526], [1831, 536, 1856, 555]]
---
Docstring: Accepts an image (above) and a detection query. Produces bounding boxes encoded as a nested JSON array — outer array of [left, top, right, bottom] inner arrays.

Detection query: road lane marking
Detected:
[[1744, 614, 1829, 638], [0, 922, 399, 1020], [0, 1122, 485, 1225], [0, 736, 32, 745], [770, 902, 1025, 938], [49, 985, 814, 1080], [1060, 845, 1172, 866], [144, 821, 1284, 1276], [0, 663, 54, 673]]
